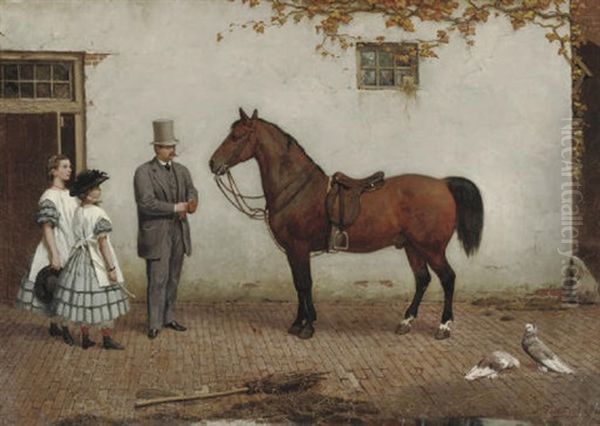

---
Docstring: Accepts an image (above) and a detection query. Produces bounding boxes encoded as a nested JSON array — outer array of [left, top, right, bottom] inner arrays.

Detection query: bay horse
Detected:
[[209, 108, 484, 340]]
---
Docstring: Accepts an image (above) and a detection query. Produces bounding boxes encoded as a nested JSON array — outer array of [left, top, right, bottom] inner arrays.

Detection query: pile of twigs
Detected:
[[135, 371, 327, 408]]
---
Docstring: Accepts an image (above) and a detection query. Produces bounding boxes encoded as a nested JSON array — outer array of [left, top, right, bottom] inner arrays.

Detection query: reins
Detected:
[[214, 170, 266, 220], [214, 170, 327, 257]]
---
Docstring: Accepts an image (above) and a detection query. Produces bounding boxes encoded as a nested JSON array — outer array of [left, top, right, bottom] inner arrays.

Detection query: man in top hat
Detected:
[[134, 119, 198, 339]]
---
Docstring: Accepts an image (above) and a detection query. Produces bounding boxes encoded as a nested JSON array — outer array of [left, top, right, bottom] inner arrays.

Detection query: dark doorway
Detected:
[[0, 113, 63, 300]]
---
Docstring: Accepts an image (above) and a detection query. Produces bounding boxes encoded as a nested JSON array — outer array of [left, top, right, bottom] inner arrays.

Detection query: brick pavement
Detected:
[[0, 301, 599, 425]]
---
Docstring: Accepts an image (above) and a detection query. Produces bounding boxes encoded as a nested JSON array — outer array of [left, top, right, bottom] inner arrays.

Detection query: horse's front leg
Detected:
[[286, 248, 316, 339]]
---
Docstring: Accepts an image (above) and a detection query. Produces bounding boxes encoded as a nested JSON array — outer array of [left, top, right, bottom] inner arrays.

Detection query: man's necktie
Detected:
[[164, 163, 171, 171]]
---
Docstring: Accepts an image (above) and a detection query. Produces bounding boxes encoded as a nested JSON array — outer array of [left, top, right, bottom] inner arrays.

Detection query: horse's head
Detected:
[[210, 108, 260, 175]]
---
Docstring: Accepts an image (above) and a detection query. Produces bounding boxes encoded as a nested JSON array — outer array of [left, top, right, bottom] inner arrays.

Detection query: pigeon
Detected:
[[521, 323, 574, 374], [465, 351, 520, 380]]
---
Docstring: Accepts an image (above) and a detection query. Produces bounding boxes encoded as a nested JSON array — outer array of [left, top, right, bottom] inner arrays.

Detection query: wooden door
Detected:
[[579, 42, 600, 282], [0, 113, 58, 300]]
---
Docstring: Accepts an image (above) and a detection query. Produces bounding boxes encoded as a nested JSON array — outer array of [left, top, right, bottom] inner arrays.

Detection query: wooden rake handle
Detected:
[[135, 386, 249, 408]]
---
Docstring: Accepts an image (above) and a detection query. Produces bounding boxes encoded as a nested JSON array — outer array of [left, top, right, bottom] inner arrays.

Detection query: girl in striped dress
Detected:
[[53, 169, 130, 350], [16, 154, 77, 345]]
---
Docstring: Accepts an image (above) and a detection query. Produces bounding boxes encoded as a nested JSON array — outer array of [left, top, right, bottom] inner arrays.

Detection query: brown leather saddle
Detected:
[[325, 171, 385, 250]]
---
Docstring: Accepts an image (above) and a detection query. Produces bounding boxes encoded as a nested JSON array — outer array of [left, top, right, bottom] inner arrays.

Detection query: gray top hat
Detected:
[[151, 119, 179, 146]]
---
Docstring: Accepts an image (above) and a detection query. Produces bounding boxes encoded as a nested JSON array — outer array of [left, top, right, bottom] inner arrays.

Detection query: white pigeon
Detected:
[[465, 351, 520, 380], [521, 323, 574, 374]]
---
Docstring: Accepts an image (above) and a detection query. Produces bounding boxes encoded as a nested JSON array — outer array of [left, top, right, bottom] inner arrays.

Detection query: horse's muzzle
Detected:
[[209, 159, 228, 176]]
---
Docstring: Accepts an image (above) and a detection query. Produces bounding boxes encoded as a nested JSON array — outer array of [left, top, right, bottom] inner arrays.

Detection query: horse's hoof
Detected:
[[395, 323, 412, 335], [288, 324, 302, 336], [434, 328, 451, 340], [298, 325, 314, 340]]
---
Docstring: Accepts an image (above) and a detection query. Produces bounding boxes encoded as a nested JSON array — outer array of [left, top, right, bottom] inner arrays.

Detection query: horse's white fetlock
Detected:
[[396, 315, 415, 335], [438, 320, 452, 332], [435, 320, 452, 340], [401, 316, 415, 327]]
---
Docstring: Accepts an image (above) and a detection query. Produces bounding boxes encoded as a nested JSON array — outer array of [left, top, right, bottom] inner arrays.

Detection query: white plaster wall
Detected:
[[0, 0, 571, 301]]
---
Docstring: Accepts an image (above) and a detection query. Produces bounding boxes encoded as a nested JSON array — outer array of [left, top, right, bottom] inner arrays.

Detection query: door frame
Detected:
[[0, 51, 86, 170]]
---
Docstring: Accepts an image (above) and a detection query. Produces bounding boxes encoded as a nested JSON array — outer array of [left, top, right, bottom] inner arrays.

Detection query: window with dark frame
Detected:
[[357, 42, 419, 90], [0, 61, 73, 100]]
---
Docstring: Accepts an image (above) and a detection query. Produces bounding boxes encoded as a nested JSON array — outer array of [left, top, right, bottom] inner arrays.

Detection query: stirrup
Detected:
[[330, 227, 349, 251]]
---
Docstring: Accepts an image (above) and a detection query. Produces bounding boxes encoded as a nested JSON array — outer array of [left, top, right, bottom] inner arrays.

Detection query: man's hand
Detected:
[[187, 199, 198, 214], [108, 269, 118, 283], [174, 202, 188, 213]]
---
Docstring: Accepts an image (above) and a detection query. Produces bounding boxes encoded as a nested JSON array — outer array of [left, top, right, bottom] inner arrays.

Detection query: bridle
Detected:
[[214, 123, 266, 220], [213, 123, 325, 256]]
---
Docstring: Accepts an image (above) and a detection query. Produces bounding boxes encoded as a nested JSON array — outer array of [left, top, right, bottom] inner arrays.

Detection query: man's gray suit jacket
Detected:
[[134, 158, 198, 260]]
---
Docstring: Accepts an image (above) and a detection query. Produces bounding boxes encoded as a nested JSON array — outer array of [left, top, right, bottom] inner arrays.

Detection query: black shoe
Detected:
[[103, 336, 124, 350], [147, 328, 159, 339], [49, 322, 62, 337], [164, 321, 187, 332], [62, 326, 74, 346], [82, 334, 96, 350]]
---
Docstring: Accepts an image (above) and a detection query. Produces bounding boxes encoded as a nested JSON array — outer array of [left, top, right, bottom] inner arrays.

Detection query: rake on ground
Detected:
[[134, 371, 327, 408]]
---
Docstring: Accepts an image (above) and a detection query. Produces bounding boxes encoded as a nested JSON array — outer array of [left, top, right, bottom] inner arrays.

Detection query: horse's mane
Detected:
[[257, 118, 325, 175]]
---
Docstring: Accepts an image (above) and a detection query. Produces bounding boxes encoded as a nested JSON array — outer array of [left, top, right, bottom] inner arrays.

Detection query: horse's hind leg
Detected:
[[286, 248, 316, 339], [427, 253, 456, 340], [396, 244, 431, 335]]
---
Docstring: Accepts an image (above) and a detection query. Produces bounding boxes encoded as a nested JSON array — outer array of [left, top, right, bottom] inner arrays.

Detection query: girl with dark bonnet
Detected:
[[53, 169, 130, 350], [16, 154, 77, 345]]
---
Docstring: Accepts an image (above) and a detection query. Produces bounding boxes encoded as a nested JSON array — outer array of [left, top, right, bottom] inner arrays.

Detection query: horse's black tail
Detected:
[[445, 177, 484, 257]]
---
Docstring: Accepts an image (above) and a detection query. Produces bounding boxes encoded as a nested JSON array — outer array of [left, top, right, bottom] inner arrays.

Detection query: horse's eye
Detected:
[[231, 130, 246, 141]]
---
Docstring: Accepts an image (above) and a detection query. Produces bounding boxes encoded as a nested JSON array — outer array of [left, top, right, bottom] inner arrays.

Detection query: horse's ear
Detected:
[[239, 108, 249, 121], [251, 109, 258, 120]]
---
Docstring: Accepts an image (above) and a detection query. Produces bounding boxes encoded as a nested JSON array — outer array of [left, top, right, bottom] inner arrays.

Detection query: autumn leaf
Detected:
[[253, 21, 265, 33]]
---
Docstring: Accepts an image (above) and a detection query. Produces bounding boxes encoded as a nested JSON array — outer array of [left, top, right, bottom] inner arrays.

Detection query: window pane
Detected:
[[19, 64, 34, 80], [53, 64, 70, 81], [35, 65, 51, 80], [361, 70, 376, 86], [20, 82, 34, 98], [53, 83, 71, 99], [360, 51, 376, 68], [36, 82, 51, 98], [379, 51, 394, 67], [4, 65, 18, 80], [379, 70, 394, 86], [3, 81, 18, 97]]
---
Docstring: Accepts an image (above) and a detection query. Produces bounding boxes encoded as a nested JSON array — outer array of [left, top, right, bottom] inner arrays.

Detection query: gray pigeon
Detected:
[[521, 323, 574, 374], [465, 351, 520, 380]]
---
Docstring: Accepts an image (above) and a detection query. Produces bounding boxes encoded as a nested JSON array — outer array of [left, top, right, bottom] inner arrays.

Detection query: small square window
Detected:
[[360, 51, 376, 67], [19, 64, 34, 80], [35, 65, 51, 81], [361, 70, 376, 86], [4, 65, 18, 80], [379, 70, 394, 86], [357, 42, 419, 90], [36, 82, 51, 98], [3, 81, 18, 97], [20, 82, 34, 98], [53, 83, 71, 99], [53, 64, 70, 81], [379, 51, 394, 68]]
